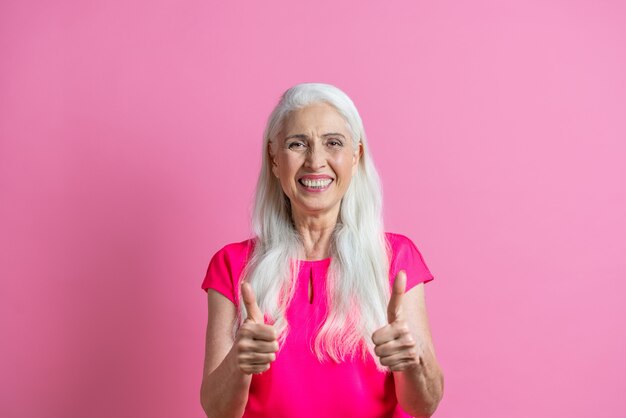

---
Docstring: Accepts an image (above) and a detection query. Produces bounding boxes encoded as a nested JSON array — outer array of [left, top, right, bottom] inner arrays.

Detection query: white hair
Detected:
[[238, 82, 390, 367]]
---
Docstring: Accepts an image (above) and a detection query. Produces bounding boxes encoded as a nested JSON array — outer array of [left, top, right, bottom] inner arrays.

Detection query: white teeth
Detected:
[[301, 178, 332, 188]]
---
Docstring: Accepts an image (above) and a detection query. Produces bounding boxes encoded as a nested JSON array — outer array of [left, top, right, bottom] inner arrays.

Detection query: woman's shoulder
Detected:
[[201, 238, 256, 299], [384, 231, 419, 251], [214, 238, 255, 261], [209, 238, 257, 274], [384, 231, 435, 285]]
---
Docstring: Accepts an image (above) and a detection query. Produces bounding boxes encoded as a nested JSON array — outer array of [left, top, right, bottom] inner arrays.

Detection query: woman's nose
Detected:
[[304, 144, 326, 170]]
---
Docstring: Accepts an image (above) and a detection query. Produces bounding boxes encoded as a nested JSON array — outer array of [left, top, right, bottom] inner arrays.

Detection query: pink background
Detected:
[[1, 1, 625, 417]]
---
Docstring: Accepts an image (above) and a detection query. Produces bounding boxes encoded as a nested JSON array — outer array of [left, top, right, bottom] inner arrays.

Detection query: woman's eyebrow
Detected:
[[284, 134, 309, 140], [322, 133, 346, 138], [284, 132, 346, 141]]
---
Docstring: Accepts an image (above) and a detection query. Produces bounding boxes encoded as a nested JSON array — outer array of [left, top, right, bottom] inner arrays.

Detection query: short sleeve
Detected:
[[386, 233, 435, 293], [201, 240, 253, 305]]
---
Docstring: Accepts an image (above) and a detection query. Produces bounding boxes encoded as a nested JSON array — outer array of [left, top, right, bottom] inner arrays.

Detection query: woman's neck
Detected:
[[292, 210, 338, 260]]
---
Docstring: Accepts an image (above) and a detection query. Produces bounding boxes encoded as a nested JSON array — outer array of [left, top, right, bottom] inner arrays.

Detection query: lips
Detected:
[[298, 175, 334, 190]]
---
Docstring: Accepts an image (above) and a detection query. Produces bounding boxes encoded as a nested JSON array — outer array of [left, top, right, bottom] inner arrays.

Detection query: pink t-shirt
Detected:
[[201, 232, 435, 418]]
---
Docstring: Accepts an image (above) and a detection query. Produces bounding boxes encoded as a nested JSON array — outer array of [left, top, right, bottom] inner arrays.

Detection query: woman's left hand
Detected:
[[372, 270, 424, 372]]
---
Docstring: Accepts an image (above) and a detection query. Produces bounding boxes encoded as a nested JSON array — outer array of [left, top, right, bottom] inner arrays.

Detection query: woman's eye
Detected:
[[328, 139, 343, 147], [288, 142, 306, 150]]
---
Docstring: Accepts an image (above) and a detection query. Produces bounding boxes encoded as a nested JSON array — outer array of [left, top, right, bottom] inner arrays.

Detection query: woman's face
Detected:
[[270, 102, 361, 221]]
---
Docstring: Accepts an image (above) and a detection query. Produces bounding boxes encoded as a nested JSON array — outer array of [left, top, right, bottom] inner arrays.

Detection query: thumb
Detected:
[[241, 282, 264, 324], [387, 270, 406, 323]]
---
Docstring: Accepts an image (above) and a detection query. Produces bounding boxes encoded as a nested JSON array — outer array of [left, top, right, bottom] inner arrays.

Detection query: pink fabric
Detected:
[[202, 233, 434, 418]]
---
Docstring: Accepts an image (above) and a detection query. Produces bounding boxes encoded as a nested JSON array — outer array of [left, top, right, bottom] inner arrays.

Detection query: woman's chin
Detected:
[[291, 200, 342, 220]]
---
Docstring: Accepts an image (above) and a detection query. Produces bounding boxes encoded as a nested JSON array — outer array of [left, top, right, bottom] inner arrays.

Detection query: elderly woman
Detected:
[[200, 83, 444, 418]]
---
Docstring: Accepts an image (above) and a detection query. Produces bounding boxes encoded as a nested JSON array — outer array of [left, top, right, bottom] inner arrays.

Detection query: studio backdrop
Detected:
[[1, 1, 625, 417]]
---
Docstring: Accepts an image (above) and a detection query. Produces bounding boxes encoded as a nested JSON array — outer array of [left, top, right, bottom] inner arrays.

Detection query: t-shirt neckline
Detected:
[[297, 258, 331, 265]]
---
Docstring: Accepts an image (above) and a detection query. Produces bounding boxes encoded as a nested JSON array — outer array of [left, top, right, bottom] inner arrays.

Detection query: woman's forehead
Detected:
[[282, 103, 350, 136]]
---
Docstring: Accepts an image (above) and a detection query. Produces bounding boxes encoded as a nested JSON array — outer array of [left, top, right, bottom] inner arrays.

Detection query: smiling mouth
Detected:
[[298, 178, 333, 189]]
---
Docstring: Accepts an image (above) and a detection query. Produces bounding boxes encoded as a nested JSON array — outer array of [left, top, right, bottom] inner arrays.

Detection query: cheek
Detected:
[[335, 153, 357, 178], [276, 156, 301, 184]]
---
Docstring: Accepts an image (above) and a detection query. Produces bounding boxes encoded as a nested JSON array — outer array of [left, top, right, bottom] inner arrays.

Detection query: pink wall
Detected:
[[1, 0, 625, 417]]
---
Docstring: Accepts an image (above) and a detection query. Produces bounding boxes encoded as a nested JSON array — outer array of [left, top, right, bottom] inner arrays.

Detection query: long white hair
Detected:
[[239, 82, 390, 365]]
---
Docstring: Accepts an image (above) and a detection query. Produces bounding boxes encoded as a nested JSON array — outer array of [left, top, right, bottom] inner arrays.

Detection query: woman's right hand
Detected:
[[234, 282, 279, 375]]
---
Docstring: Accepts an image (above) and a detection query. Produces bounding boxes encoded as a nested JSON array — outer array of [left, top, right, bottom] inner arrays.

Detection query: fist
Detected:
[[234, 282, 279, 375], [372, 271, 423, 372]]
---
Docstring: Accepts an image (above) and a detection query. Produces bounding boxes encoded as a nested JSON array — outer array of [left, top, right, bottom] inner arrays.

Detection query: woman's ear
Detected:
[[352, 142, 363, 175], [268, 142, 279, 176]]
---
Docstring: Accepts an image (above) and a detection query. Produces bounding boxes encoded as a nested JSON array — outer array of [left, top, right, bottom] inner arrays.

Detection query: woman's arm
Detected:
[[372, 273, 444, 418], [200, 286, 278, 418], [200, 290, 250, 418], [392, 283, 444, 417]]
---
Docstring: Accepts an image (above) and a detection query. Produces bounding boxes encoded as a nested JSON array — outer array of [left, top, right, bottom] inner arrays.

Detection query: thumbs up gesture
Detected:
[[372, 271, 421, 372], [234, 282, 279, 375]]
